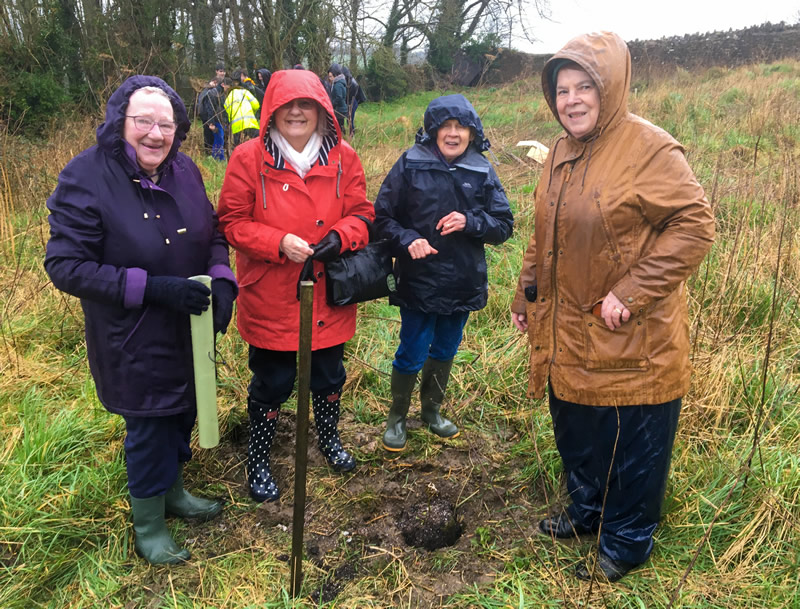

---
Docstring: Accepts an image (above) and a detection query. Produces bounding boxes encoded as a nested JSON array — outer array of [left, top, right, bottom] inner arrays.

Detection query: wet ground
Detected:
[[185, 406, 553, 606]]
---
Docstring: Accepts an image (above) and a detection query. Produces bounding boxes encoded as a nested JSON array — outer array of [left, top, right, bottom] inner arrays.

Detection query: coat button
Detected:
[[316, 220, 324, 226], [549, 201, 554, 206], [282, 184, 289, 191], [351, 241, 357, 247], [534, 345, 540, 350], [317, 320, 325, 327], [539, 297, 545, 303], [558, 249, 563, 255], [627, 297, 633, 303], [316, 271, 323, 278], [547, 250, 552, 256]]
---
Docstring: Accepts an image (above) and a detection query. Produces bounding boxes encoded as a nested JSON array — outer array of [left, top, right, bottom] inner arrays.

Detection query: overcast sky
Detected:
[[520, 0, 799, 53]]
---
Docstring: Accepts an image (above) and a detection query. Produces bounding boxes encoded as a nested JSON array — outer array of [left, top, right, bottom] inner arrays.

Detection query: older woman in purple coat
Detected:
[[45, 76, 237, 565]]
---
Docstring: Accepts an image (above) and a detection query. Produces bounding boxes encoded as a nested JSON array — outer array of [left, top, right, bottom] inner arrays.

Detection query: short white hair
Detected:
[[131, 85, 171, 102]]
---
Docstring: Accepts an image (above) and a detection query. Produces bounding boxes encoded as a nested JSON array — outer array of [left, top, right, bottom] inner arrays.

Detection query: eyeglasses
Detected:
[[282, 99, 316, 111], [126, 115, 177, 135]]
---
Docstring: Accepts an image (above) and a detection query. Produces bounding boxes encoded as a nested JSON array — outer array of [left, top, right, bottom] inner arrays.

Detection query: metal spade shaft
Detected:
[[290, 280, 314, 597]]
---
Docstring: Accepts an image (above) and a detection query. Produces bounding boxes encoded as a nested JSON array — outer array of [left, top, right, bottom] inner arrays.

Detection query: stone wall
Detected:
[[482, 22, 800, 86]]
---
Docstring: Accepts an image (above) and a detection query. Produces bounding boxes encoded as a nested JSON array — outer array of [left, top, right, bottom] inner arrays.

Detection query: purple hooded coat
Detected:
[[45, 75, 236, 418]]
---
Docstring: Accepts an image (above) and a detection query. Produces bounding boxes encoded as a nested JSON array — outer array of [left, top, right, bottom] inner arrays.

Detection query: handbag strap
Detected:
[[353, 214, 378, 241]]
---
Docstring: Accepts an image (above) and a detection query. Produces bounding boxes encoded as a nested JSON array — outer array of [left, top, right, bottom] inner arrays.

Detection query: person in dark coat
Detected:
[[341, 66, 366, 137], [374, 94, 514, 452], [44, 75, 238, 565], [255, 68, 271, 100], [198, 79, 226, 160], [327, 63, 348, 130]]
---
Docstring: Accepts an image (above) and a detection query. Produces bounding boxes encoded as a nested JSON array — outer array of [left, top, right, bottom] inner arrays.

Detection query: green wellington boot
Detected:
[[164, 465, 223, 521], [382, 368, 417, 451], [419, 357, 459, 439], [131, 494, 191, 565]]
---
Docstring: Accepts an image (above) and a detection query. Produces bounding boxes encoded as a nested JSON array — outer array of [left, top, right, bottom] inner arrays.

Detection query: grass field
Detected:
[[1, 59, 799, 608]]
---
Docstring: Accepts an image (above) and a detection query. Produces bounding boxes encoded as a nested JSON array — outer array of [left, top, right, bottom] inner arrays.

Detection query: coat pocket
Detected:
[[582, 311, 650, 371], [237, 253, 271, 288]]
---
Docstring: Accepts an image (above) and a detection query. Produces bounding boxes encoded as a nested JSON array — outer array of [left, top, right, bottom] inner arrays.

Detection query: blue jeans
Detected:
[[211, 121, 225, 160], [393, 308, 469, 374]]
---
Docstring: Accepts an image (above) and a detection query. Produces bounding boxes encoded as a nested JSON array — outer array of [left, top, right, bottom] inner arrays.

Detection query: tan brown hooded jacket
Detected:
[[512, 32, 714, 406]]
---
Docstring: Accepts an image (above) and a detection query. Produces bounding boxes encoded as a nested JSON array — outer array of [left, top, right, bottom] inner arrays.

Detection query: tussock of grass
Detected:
[[1, 59, 799, 607]]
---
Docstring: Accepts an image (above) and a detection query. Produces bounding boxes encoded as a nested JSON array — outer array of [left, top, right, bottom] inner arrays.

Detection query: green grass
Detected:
[[1, 58, 799, 607]]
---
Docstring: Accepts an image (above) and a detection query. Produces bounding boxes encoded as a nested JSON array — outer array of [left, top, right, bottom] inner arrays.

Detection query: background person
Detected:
[[511, 32, 714, 581], [342, 66, 366, 137], [44, 76, 238, 565], [374, 94, 514, 452], [327, 63, 348, 131], [217, 69, 374, 503], [197, 78, 226, 160], [222, 76, 260, 149]]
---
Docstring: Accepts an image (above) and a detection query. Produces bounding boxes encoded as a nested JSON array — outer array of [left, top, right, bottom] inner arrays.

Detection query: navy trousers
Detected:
[[122, 411, 195, 498], [549, 388, 681, 564], [248, 343, 346, 404]]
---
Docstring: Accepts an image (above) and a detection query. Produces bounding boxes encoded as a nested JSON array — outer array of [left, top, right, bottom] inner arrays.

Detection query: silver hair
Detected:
[[131, 85, 172, 102]]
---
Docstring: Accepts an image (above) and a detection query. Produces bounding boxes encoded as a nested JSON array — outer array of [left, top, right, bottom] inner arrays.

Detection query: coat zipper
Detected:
[[551, 162, 574, 366]]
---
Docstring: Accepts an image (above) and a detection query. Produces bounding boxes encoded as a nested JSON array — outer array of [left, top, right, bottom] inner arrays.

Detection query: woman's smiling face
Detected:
[[123, 89, 175, 175], [274, 98, 320, 152], [555, 67, 600, 140]]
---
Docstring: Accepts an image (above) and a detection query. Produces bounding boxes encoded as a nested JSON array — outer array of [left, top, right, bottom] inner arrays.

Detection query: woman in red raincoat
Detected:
[[218, 70, 373, 502]]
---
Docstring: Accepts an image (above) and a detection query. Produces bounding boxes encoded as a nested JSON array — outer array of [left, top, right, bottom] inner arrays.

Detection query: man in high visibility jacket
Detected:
[[222, 77, 260, 148]]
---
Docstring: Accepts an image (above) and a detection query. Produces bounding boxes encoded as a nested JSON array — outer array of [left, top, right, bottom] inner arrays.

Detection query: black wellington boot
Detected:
[[165, 465, 224, 521], [382, 368, 416, 452], [313, 390, 356, 472], [247, 398, 281, 503], [419, 358, 459, 439]]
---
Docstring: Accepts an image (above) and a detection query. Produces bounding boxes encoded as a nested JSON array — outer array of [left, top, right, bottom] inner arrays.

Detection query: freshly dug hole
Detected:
[[397, 498, 463, 550]]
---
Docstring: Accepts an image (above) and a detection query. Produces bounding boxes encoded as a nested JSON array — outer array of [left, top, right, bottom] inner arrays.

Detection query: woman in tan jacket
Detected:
[[512, 32, 714, 581]]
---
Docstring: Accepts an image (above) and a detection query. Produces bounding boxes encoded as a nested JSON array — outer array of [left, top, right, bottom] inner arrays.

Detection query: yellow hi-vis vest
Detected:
[[224, 88, 260, 134]]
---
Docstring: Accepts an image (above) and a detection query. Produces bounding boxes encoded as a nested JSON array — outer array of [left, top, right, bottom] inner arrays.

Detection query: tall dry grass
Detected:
[[0, 59, 798, 607]]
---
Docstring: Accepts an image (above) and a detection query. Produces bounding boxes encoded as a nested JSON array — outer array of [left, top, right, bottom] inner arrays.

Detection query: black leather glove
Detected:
[[211, 279, 236, 335], [143, 275, 211, 315], [296, 257, 317, 300], [524, 283, 538, 303], [311, 230, 342, 263]]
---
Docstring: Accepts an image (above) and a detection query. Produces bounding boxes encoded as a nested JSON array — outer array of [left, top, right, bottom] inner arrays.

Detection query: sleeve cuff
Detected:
[[124, 267, 147, 309], [208, 264, 239, 295]]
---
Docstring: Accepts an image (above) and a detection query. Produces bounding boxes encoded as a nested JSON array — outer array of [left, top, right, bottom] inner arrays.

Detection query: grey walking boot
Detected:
[[382, 368, 417, 451], [131, 494, 191, 565], [165, 465, 224, 521], [419, 357, 459, 439]]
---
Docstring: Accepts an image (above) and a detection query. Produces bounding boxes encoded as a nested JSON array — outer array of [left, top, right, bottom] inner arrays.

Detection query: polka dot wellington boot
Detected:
[[312, 390, 356, 472], [247, 398, 281, 502]]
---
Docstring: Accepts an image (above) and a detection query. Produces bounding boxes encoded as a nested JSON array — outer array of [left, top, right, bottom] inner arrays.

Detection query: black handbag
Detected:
[[325, 215, 396, 306]]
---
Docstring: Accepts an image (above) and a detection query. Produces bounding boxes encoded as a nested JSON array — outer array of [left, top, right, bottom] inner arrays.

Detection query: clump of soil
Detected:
[[310, 560, 358, 605], [398, 498, 463, 550]]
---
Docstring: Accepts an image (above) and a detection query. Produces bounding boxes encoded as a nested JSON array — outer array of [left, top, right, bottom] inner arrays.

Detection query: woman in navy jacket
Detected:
[[45, 75, 237, 565], [374, 94, 513, 451]]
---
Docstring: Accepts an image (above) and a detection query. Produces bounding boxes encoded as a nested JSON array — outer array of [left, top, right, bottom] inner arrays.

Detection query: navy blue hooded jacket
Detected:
[[374, 94, 513, 313], [44, 75, 236, 417]]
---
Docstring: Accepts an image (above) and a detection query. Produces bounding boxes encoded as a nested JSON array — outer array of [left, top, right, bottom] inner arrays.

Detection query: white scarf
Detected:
[[269, 127, 322, 179]]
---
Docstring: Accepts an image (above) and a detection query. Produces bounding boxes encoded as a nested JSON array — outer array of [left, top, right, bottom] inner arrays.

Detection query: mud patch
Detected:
[[398, 497, 462, 550]]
